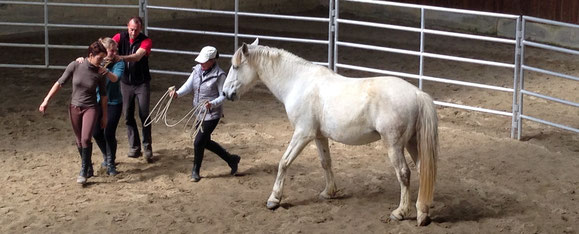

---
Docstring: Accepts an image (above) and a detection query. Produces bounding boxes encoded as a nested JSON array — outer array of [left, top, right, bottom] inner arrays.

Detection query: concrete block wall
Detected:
[[498, 20, 579, 50]]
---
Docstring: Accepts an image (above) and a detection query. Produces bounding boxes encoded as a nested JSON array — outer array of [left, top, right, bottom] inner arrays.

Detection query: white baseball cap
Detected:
[[195, 46, 218, 63]]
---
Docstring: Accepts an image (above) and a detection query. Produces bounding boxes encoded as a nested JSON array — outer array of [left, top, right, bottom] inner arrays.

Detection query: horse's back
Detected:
[[319, 75, 422, 115], [314, 75, 422, 145]]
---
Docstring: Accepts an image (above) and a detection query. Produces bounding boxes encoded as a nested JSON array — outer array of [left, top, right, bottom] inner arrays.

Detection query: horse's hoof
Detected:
[[266, 201, 280, 210], [390, 213, 403, 221], [417, 214, 431, 226], [319, 192, 333, 200]]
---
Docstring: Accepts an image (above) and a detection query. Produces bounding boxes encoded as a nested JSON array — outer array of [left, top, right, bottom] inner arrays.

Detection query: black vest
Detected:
[[118, 31, 151, 85]]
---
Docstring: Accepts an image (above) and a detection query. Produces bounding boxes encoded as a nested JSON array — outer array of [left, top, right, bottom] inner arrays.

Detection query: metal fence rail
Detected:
[[334, 0, 521, 137], [145, 2, 331, 69], [0, 0, 136, 68], [515, 16, 579, 137], [0, 0, 577, 138]]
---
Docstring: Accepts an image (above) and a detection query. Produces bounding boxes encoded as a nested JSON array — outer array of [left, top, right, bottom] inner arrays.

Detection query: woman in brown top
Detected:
[[39, 41, 110, 185]]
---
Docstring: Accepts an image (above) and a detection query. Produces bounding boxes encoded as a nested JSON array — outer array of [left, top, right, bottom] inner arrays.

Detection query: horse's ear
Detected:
[[251, 38, 259, 46], [232, 47, 242, 66], [241, 43, 249, 56]]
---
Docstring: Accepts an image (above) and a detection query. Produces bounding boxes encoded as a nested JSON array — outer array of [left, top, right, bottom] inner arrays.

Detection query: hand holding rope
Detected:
[[145, 86, 209, 139]]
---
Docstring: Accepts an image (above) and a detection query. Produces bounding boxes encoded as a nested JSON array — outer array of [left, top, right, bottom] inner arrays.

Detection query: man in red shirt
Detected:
[[113, 17, 154, 163]]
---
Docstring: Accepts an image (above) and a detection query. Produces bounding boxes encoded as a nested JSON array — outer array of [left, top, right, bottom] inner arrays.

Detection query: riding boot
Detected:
[[77, 146, 82, 159], [81, 144, 94, 178], [228, 154, 241, 175], [216, 152, 240, 175], [94, 131, 107, 167], [144, 143, 153, 163], [208, 141, 241, 175], [76, 146, 87, 184], [190, 154, 203, 182], [106, 143, 118, 176]]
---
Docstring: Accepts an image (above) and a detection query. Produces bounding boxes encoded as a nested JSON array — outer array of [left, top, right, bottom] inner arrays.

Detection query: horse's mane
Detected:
[[231, 44, 337, 78], [250, 45, 328, 71], [252, 45, 309, 65]]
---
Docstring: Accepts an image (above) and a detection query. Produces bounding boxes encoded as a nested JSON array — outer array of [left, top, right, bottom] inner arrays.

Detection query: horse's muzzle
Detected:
[[224, 91, 237, 101]]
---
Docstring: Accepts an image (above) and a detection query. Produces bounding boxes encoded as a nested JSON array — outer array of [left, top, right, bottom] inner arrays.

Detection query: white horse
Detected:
[[223, 39, 438, 226]]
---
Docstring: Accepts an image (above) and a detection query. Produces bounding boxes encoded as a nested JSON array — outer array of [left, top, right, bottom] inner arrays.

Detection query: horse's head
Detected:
[[223, 38, 260, 101]]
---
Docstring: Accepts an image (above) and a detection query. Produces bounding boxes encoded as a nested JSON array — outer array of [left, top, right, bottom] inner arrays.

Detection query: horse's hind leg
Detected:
[[315, 136, 337, 199], [406, 135, 419, 171], [266, 128, 314, 209], [386, 143, 412, 221]]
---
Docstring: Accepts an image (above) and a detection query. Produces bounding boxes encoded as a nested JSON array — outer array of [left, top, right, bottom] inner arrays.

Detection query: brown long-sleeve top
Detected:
[[57, 59, 107, 107]]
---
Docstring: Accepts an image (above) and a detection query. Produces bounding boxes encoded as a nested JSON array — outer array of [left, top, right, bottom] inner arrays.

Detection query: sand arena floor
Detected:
[[0, 11, 578, 233]]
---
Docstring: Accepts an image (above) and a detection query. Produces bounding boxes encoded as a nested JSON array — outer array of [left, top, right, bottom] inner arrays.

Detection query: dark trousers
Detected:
[[194, 119, 232, 169], [69, 104, 97, 148], [93, 103, 122, 162], [121, 82, 152, 152]]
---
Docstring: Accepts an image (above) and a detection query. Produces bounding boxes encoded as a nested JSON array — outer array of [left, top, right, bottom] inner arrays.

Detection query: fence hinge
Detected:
[[139, 0, 146, 17], [512, 103, 519, 120], [329, 9, 336, 32]]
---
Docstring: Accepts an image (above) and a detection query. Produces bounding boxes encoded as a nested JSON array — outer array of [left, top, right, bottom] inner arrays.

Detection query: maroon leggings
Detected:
[[69, 104, 98, 148]]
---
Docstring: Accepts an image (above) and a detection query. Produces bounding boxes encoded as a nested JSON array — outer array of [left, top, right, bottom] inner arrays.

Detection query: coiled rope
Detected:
[[145, 86, 208, 139]]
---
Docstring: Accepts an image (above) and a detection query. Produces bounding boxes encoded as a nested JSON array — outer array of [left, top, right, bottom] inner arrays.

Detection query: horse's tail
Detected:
[[415, 91, 438, 210]]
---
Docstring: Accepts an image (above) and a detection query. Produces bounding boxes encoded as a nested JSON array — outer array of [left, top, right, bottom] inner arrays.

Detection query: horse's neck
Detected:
[[256, 60, 308, 104]]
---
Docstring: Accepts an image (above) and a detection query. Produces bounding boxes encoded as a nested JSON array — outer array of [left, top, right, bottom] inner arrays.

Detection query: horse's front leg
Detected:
[[266, 129, 314, 209], [314, 136, 337, 199]]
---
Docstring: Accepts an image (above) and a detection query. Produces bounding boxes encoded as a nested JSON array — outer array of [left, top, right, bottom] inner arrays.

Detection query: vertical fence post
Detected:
[[332, 0, 339, 72], [418, 7, 425, 90], [44, 0, 49, 68], [139, 0, 147, 34], [234, 0, 239, 51], [516, 16, 527, 140], [511, 16, 522, 139], [328, 0, 335, 70]]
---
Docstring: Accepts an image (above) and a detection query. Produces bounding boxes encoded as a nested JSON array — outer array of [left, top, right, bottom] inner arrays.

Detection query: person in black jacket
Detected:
[[112, 17, 154, 163]]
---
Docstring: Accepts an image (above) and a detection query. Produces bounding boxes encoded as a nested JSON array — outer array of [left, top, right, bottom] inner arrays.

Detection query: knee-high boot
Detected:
[[228, 154, 240, 175], [76, 146, 87, 184], [191, 153, 203, 182], [77, 145, 92, 184], [85, 143, 93, 178], [216, 152, 240, 175], [207, 141, 241, 175], [106, 142, 118, 176], [94, 131, 107, 167]]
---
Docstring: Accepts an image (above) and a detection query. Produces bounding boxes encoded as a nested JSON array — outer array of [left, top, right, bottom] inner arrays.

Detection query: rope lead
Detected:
[[145, 86, 208, 139]]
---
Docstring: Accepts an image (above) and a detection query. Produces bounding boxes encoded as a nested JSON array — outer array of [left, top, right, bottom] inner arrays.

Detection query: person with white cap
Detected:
[[169, 46, 240, 182]]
